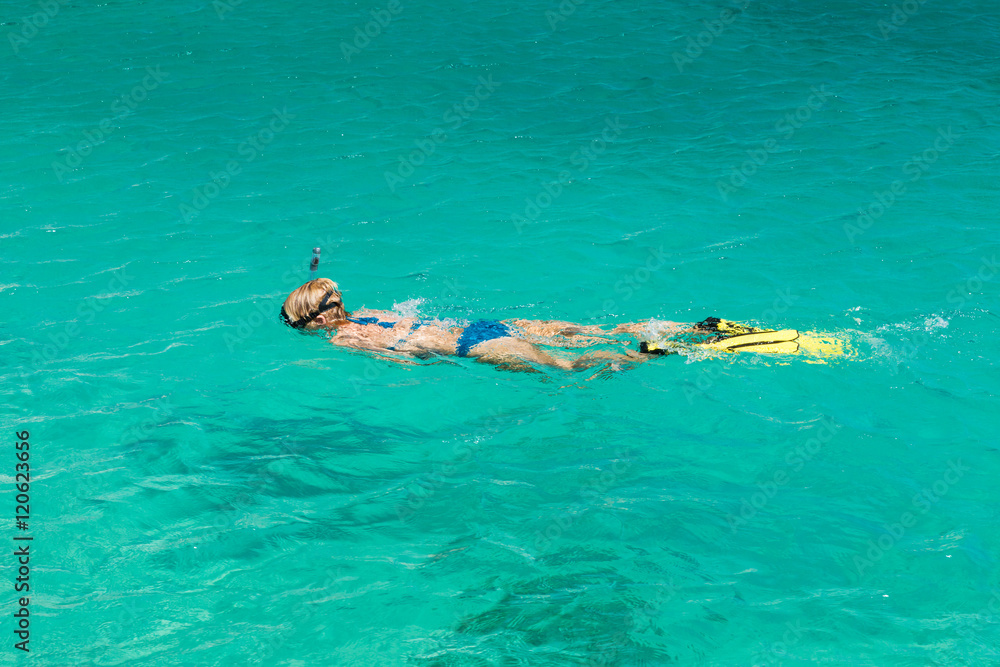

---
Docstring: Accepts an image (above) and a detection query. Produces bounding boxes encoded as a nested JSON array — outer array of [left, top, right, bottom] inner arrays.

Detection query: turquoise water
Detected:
[[3, 0, 1000, 663]]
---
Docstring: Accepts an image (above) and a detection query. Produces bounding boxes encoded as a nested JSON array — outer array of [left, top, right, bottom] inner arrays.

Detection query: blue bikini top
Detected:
[[346, 316, 397, 329], [346, 316, 424, 334]]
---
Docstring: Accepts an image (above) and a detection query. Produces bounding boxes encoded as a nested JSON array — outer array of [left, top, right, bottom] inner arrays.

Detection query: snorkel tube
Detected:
[[309, 247, 321, 280], [279, 247, 328, 329]]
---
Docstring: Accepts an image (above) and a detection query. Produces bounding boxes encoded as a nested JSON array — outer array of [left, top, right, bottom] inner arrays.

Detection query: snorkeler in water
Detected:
[[280, 279, 846, 368], [279, 278, 686, 371]]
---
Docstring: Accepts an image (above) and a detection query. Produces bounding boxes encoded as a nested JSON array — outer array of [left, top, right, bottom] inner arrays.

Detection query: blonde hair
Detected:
[[281, 278, 347, 330]]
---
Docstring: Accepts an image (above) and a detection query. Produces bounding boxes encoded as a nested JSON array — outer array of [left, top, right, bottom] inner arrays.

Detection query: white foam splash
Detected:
[[642, 318, 686, 339], [924, 316, 949, 331], [392, 298, 427, 318]]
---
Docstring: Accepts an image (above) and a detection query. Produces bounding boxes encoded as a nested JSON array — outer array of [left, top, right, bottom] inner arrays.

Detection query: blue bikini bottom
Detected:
[[456, 320, 512, 357]]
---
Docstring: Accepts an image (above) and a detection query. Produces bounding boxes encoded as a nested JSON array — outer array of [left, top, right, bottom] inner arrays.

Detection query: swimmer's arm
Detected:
[[328, 334, 435, 366]]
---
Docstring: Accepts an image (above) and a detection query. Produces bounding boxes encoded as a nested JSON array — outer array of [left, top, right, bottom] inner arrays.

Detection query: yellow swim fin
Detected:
[[796, 332, 848, 358], [702, 329, 801, 353], [729, 339, 800, 354], [638, 318, 849, 360]]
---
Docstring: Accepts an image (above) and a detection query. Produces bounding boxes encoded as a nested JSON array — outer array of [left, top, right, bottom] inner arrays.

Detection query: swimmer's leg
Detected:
[[466, 338, 575, 370], [570, 349, 648, 370], [467, 339, 648, 372]]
